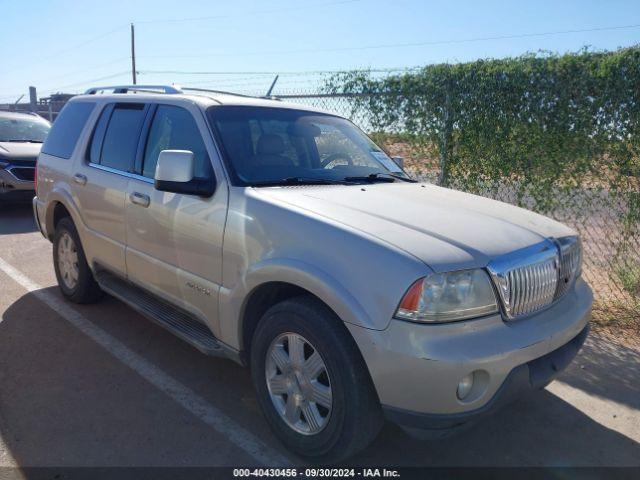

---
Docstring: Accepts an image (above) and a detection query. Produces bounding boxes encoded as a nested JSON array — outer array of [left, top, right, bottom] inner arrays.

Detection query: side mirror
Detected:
[[392, 156, 404, 169], [154, 150, 214, 197]]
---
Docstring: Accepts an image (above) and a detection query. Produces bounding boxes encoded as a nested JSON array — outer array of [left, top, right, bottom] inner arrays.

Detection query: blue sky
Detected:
[[1, 0, 639, 101]]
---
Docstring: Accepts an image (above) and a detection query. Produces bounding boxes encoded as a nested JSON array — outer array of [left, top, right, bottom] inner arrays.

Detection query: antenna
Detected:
[[130, 23, 137, 85], [265, 75, 279, 97]]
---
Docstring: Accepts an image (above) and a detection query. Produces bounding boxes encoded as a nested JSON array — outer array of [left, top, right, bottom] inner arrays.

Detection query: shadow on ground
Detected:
[[560, 334, 640, 410], [0, 288, 638, 467], [0, 203, 36, 235]]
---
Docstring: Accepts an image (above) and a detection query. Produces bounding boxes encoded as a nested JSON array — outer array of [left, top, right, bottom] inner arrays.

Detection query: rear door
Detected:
[[73, 102, 148, 276], [124, 103, 228, 337]]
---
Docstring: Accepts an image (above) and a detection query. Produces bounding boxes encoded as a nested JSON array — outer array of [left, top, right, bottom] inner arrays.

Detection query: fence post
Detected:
[[29, 86, 37, 113], [438, 85, 453, 187]]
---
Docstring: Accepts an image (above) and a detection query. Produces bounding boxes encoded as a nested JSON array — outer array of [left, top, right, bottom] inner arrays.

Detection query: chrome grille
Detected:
[[488, 237, 581, 320], [505, 256, 558, 317]]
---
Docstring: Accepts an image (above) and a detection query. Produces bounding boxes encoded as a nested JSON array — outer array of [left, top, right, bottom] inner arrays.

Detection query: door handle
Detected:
[[73, 173, 87, 185], [129, 192, 150, 208]]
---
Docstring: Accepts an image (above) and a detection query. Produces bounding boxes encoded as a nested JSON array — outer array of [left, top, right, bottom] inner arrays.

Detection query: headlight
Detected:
[[395, 269, 499, 323]]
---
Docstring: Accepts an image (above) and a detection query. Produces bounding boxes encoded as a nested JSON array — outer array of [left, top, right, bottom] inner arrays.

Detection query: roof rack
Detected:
[[84, 85, 183, 95], [180, 87, 256, 99], [83, 84, 283, 102], [181, 87, 282, 101]]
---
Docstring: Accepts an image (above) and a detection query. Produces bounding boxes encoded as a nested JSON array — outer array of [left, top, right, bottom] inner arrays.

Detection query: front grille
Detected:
[[7, 167, 35, 181], [506, 255, 558, 317], [488, 237, 581, 319]]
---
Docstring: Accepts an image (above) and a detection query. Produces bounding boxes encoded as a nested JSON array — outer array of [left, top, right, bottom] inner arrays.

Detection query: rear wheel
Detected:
[[53, 217, 103, 304], [250, 295, 383, 463]]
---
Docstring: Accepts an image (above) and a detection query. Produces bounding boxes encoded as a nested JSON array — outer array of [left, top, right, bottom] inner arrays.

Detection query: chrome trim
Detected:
[[6, 165, 35, 182], [87, 162, 154, 184], [487, 236, 582, 320], [554, 236, 582, 299], [85, 85, 182, 95], [487, 240, 559, 319]]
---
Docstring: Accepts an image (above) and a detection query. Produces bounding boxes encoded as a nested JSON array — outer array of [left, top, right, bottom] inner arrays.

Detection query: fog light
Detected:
[[457, 373, 474, 400]]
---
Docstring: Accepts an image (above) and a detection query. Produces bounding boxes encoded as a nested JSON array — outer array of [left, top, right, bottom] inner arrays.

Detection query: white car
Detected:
[[0, 111, 50, 201]]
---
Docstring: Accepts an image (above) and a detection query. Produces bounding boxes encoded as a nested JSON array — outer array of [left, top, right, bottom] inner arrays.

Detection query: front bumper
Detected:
[[384, 323, 588, 430], [347, 278, 592, 423], [0, 166, 35, 200]]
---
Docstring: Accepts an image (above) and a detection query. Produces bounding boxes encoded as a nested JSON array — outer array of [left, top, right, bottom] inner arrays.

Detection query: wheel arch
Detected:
[[234, 259, 376, 363], [43, 189, 84, 241], [240, 281, 310, 363]]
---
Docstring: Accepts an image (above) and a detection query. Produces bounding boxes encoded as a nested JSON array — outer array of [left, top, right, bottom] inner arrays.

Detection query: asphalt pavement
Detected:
[[0, 202, 638, 468]]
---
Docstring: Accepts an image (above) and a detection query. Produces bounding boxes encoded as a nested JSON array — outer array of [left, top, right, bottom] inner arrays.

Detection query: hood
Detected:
[[256, 182, 575, 272], [0, 141, 42, 162]]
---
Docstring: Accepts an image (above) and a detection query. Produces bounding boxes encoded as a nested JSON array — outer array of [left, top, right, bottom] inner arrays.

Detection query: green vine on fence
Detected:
[[324, 47, 640, 210]]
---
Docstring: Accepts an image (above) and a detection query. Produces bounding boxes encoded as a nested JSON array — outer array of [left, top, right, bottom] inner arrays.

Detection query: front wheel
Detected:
[[250, 295, 383, 463]]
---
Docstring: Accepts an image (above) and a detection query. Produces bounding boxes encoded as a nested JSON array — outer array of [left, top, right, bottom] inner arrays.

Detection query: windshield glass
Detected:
[[208, 106, 406, 185], [0, 115, 50, 142]]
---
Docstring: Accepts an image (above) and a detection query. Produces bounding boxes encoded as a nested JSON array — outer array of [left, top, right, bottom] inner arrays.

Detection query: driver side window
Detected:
[[142, 105, 211, 179]]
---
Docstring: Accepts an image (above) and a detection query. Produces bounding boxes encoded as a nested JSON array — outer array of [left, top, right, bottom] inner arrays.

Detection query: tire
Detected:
[[53, 216, 103, 304], [250, 295, 383, 463]]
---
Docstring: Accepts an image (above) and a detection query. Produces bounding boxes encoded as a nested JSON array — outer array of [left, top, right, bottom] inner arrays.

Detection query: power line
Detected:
[[138, 67, 419, 76], [138, 23, 640, 59], [0, 93, 25, 103], [45, 25, 128, 59], [135, 0, 361, 24], [33, 57, 130, 84], [39, 71, 131, 96], [5, 1, 359, 83], [2, 24, 128, 80]]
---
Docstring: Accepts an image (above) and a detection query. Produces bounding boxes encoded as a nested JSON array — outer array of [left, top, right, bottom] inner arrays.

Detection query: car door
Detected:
[[125, 103, 228, 337], [73, 102, 148, 276]]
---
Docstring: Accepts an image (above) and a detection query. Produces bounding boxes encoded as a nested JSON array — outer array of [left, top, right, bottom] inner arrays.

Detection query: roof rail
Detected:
[[181, 87, 282, 102], [180, 87, 257, 99], [84, 85, 183, 95]]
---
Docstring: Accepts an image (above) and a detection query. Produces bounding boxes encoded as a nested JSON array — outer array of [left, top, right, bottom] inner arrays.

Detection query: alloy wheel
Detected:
[[265, 332, 333, 435]]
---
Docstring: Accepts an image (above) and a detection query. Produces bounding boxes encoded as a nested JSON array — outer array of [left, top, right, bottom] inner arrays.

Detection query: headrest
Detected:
[[257, 134, 285, 155]]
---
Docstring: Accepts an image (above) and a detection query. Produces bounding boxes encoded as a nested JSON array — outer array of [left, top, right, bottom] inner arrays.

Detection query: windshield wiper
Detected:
[[4, 139, 43, 143], [344, 172, 418, 183], [250, 177, 348, 187]]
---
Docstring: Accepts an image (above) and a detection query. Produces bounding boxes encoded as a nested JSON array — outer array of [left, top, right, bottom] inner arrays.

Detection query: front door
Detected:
[[125, 103, 228, 336]]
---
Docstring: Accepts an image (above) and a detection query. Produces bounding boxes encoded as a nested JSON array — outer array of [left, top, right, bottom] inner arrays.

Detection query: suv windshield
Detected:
[[0, 115, 50, 143], [208, 106, 408, 186]]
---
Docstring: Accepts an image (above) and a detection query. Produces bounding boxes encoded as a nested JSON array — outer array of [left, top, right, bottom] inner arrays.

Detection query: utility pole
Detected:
[[130, 23, 137, 85], [29, 87, 37, 113]]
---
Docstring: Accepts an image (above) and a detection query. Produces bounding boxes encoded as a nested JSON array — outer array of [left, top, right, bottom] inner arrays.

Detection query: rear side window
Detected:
[[88, 105, 112, 164], [97, 104, 146, 172], [142, 105, 210, 179], [41, 102, 95, 159]]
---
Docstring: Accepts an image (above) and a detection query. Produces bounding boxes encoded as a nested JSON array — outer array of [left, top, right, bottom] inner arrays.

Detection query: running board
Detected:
[[96, 271, 226, 357]]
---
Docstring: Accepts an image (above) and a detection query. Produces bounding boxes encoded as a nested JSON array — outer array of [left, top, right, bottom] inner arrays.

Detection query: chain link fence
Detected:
[[279, 92, 639, 323]]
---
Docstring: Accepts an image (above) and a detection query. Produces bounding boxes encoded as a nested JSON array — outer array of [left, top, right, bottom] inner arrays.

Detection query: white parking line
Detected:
[[0, 256, 290, 466]]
